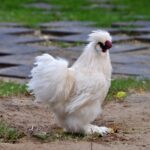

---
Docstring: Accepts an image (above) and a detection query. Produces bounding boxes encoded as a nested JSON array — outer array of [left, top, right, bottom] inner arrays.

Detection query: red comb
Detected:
[[105, 41, 112, 49]]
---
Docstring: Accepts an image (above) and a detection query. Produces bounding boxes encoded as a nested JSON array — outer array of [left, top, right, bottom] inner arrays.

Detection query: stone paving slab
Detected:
[[41, 26, 98, 35], [0, 34, 47, 44], [49, 34, 134, 43], [112, 21, 150, 27], [0, 22, 24, 27], [0, 44, 57, 55], [24, 3, 51, 9], [121, 27, 150, 34], [0, 27, 34, 35], [135, 34, 150, 42], [0, 54, 37, 65], [15, 36, 50, 44], [111, 44, 149, 53], [41, 28, 80, 36], [111, 54, 150, 64], [83, 4, 127, 10], [41, 27, 121, 36], [0, 65, 32, 78], [66, 45, 84, 51], [113, 64, 150, 76], [49, 34, 87, 43], [23, 3, 60, 10], [41, 27, 120, 35], [39, 21, 96, 28], [66, 44, 149, 53]]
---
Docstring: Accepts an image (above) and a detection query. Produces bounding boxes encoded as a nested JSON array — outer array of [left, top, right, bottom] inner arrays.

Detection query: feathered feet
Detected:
[[84, 124, 114, 136]]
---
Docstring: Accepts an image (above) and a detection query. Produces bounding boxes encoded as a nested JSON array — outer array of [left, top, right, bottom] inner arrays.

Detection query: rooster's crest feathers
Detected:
[[88, 30, 112, 44]]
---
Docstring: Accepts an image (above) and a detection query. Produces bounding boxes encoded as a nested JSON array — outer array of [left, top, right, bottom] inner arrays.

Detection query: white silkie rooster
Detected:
[[28, 30, 113, 135]]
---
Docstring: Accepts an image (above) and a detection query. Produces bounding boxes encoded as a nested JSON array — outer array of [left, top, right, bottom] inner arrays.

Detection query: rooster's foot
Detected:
[[84, 124, 113, 136]]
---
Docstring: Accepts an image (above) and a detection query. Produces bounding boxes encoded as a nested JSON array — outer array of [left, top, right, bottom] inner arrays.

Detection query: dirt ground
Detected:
[[0, 93, 150, 150]]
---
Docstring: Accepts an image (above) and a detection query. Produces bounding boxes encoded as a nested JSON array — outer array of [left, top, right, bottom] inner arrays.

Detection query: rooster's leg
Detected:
[[83, 124, 113, 136]]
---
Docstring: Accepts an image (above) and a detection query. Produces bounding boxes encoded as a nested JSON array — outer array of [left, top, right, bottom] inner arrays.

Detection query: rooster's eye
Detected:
[[95, 42, 105, 52], [98, 42, 105, 49]]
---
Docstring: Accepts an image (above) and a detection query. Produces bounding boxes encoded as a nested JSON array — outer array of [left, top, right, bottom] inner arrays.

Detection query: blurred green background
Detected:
[[0, 0, 149, 27]]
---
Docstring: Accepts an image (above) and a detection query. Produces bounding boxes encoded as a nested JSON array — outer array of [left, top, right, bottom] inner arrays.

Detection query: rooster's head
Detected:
[[88, 30, 112, 53]]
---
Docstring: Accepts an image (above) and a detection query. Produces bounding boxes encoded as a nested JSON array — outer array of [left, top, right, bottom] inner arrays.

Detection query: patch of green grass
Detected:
[[0, 80, 28, 97], [0, 0, 149, 27], [113, 0, 150, 19], [49, 0, 150, 26], [107, 77, 150, 100], [0, 77, 150, 100], [33, 129, 101, 142], [0, 0, 55, 27], [0, 122, 24, 143]]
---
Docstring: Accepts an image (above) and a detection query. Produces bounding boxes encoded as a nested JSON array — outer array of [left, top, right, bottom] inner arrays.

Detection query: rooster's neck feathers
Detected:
[[72, 30, 112, 79]]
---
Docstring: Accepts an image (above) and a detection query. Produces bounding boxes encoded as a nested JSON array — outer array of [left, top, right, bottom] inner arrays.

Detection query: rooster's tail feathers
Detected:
[[27, 53, 74, 103]]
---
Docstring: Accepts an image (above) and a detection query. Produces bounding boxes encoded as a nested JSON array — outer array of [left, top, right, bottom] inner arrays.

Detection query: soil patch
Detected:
[[0, 93, 150, 150]]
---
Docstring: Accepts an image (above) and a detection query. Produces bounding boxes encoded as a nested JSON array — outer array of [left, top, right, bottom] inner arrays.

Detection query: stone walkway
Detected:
[[0, 20, 150, 80]]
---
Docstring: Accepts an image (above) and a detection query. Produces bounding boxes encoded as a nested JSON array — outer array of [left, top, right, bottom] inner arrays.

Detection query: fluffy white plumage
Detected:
[[28, 30, 113, 135]]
